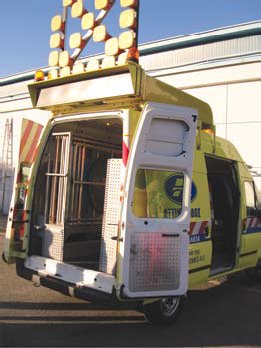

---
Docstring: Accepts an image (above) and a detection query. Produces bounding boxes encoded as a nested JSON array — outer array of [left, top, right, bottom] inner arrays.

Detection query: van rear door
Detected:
[[3, 119, 43, 263], [118, 102, 197, 298]]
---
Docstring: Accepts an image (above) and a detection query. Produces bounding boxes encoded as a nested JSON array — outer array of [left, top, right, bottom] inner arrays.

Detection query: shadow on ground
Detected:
[[0, 275, 261, 347]]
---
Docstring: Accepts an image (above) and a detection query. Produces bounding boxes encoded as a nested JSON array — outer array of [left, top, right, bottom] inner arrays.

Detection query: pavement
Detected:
[[1, 214, 261, 346]]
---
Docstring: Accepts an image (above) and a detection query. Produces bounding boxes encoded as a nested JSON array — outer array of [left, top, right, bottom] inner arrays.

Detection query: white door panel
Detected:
[[118, 102, 197, 298]]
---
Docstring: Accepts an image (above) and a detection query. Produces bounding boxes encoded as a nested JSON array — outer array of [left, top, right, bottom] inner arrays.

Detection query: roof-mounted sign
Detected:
[[36, 0, 140, 81]]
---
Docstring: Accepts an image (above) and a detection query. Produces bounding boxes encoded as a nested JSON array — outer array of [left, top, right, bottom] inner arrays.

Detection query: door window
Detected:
[[244, 181, 257, 216], [132, 169, 184, 219]]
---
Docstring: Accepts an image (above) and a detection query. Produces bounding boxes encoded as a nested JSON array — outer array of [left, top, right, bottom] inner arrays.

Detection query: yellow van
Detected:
[[3, 63, 261, 325]]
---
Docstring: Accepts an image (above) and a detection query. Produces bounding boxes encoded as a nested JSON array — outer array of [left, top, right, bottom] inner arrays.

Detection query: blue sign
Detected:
[[165, 174, 197, 205]]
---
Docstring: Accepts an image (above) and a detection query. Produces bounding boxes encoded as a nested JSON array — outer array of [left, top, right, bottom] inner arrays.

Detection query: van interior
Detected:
[[30, 117, 122, 272], [205, 156, 240, 275]]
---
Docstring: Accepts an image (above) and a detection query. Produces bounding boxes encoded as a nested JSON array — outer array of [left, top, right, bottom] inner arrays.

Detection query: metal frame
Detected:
[[68, 135, 121, 223], [45, 132, 71, 225]]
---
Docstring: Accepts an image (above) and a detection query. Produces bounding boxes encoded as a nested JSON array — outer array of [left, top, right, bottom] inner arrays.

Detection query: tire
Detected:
[[143, 297, 184, 326]]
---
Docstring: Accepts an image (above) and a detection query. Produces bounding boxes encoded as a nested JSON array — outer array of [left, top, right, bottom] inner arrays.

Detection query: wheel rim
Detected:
[[160, 297, 180, 317]]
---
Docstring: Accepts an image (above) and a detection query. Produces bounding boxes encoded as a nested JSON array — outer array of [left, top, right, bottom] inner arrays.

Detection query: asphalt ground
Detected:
[[0, 216, 261, 347]]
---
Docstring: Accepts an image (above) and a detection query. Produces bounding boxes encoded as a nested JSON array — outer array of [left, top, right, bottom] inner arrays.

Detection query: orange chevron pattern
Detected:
[[19, 119, 43, 164]]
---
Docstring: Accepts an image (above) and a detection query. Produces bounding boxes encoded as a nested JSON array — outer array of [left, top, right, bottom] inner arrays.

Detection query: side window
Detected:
[[244, 181, 257, 217], [132, 169, 184, 219]]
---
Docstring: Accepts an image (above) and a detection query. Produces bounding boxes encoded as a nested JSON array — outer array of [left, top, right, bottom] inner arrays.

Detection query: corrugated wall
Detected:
[[140, 36, 261, 71]]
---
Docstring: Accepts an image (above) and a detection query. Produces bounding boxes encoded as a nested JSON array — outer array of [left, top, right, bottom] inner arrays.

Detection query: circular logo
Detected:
[[165, 174, 197, 205]]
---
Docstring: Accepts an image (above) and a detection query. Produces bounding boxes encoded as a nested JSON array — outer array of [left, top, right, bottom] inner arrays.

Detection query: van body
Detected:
[[3, 63, 261, 325]]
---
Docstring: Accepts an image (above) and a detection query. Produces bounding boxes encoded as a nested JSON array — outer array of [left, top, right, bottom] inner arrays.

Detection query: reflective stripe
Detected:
[[19, 120, 43, 164], [189, 220, 209, 235], [122, 140, 129, 167], [245, 217, 261, 233]]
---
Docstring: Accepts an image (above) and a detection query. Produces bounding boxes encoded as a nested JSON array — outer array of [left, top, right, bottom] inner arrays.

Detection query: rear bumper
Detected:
[[16, 258, 117, 304]]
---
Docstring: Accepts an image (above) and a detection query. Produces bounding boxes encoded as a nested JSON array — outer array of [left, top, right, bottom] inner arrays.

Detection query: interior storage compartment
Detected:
[[30, 117, 123, 272], [205, 156, 240, 274]]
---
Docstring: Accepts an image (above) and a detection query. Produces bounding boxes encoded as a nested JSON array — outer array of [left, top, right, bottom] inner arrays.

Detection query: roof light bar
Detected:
[[117, 51, 128, 65], [120, 0, 137, 8], [50, 33, 64, 49], [72, 62, 85, 74], [95, 0, 113, 10], [48, 69, 59, 80], [70, 32, 85, 49], [49, 51, 60, 67], [60, 66, 71, 77], [93, 25, 111, 42], [101, 56, 116, 69], [63, 0, 77, 7], [81, 12, 96, 30], [119, 9, 136, 29], [71, 1, 87, 18], [51, 15, 64, 32], [119, 30, 135, 49], [59, 51, 73, 67], [86, 59, 100, 71], [105, 37, 120, 56]]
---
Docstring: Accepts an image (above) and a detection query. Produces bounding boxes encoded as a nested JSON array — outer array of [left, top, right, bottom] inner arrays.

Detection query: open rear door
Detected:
[[3, 119, 43, 263], [118, 102, 197, 298]]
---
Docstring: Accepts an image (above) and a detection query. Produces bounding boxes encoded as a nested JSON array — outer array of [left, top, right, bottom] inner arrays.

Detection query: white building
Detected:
[[1, 21, 261, 213]]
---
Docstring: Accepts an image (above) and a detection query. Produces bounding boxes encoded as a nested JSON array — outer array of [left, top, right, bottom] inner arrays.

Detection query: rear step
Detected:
[[16, 257, 115, 303], [22, 255, 115, 293], [16, 258, 141, 309]]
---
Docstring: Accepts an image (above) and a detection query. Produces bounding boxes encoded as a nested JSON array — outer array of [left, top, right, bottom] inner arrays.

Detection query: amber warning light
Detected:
[[34, 70, 45, 82]]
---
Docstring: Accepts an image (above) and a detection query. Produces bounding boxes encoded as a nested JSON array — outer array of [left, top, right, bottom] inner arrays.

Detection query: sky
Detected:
[[0, 0, 260, 77]]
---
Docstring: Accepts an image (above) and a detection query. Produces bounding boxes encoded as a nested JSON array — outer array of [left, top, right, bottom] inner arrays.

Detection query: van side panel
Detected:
[[188, 150, 212, 289]]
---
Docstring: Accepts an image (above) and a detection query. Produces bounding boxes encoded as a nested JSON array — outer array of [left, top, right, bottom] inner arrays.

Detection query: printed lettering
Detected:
[[191, 208, 201, 218]]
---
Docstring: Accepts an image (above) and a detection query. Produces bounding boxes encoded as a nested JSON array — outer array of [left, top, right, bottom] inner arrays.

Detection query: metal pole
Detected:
[[78, 145, 86, 221]]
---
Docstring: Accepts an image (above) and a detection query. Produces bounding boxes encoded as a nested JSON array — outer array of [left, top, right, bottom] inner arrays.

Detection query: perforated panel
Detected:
[[42, 225, 64, 261], [129, 232, 180, 292], [99, 159, 122, 274]]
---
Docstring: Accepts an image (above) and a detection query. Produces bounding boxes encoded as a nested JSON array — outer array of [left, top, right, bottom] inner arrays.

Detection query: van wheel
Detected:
[[143, 297, 183, 326]]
